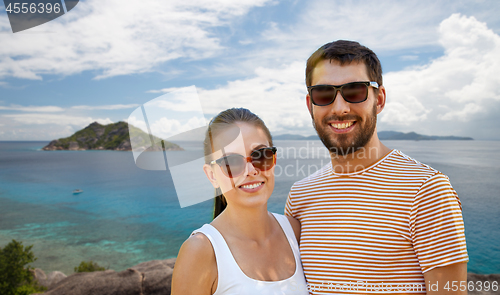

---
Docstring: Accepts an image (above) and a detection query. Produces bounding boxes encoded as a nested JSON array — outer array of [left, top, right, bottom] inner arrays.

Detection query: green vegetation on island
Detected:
[[42, 121, 183, 151], [74, 261, 107, 273]]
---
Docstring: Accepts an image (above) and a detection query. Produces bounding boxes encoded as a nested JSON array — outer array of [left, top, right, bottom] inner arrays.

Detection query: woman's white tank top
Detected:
[[191, 213, 309, 295]]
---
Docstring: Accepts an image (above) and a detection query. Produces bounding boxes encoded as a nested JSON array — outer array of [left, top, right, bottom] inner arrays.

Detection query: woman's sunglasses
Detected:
[[210, 147, 277, 178], [307, 81, 379, 106]]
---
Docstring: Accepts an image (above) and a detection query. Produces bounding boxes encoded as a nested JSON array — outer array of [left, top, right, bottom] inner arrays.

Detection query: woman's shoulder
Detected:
[[181, 227, 215, 259], [175, 225, 217, 275], [171, 227, 218, 294]]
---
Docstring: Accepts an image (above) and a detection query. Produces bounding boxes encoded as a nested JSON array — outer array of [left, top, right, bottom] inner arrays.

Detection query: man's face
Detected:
[[307, 60, 384, 156]]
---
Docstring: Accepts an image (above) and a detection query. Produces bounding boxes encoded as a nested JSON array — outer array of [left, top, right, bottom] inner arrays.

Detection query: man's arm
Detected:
[[423, 262, 467, 294]]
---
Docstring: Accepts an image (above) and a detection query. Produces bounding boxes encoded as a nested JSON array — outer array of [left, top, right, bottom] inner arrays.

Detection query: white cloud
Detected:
[[2, 2, 499, 140], [438, 103, 484, 121], [146, 87, 186, 94], [71, 104, 140, 110], [127, 115, 148, 133], [148, 116, 207, 139], [3, 113, 112, 126], [399, 55, 419, 61], [0, 105, 65, 112], [260, 0, 447, 55], [197, 61, 311, 134], [0, 0, 272, 80], [0, 103, 141, 112], [381, 14, 500, 137], [127, 114, 208, 139], [175, 13, 500, 139], [380, 96, 430, 125]]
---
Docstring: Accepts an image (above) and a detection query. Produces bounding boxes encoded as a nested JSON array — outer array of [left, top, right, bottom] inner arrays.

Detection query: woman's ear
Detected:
[[203, 164, 219, 189]]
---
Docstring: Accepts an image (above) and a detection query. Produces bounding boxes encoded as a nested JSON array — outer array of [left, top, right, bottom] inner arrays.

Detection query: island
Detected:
[[274, 131, 473, 141], [42, 121, 183, 151]]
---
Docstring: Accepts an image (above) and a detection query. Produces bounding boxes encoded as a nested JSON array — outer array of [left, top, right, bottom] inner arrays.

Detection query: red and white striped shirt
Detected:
[[285, 150, 468, 294]]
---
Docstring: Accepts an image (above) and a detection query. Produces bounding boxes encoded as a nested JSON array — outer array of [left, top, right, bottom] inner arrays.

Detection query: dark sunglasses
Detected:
[[307, 81, 379, 106], [210, 147, 277, 178]]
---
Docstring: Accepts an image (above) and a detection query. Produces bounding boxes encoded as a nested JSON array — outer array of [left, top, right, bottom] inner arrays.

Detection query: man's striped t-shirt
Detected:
[[285, 150, 468, 294]]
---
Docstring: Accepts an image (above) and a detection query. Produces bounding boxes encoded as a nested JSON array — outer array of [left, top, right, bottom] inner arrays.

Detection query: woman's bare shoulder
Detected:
[[171, 232, 217, 295], [182, 232, 214, 255], [176, 232, 216, 270]]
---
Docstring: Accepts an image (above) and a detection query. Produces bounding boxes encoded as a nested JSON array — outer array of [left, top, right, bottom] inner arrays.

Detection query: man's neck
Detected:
[[330, 134, 391, 174]]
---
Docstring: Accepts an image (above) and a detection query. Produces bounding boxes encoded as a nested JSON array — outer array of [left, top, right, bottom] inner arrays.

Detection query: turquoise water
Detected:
[[0, 140, 498, 274]]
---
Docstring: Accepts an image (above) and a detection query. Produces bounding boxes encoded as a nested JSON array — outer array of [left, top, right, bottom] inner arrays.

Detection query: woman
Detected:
[[171, 108, 308, 295]]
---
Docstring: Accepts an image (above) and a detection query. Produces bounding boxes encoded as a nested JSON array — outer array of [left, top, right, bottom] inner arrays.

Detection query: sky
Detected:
[[0, 0, 499, 141]]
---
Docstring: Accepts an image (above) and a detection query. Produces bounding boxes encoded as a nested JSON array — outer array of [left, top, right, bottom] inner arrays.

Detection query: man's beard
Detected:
[[312, 103, 377, 157]]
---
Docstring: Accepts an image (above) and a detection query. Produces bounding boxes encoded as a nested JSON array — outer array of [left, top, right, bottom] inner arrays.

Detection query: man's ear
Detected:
[[306, 93, 313, 116], [376, 85, 386, 114], [203, 164, 219, 189]]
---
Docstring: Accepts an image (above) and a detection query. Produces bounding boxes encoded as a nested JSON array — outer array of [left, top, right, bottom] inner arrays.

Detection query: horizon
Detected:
[[0, 119, 484, 142]]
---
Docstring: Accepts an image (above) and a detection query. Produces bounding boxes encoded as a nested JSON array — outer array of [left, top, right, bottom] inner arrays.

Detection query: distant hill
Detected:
[[273, 134, 320, 140], [42, 121, 183, 151], [274, 131, 473, 141], [378, 131, 473, 141]]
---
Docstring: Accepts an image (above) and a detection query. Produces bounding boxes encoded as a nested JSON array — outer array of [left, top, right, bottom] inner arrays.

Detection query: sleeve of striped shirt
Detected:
[[285, 191, 295, 218], [409, 172, 469, 273]]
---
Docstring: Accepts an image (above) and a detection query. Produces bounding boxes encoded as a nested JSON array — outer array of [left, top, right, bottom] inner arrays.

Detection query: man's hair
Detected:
[[305, 40, 383, 87]]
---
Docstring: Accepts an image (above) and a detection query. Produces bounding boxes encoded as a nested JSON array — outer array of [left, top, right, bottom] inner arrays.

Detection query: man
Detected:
[[285, 40, 468, 294]]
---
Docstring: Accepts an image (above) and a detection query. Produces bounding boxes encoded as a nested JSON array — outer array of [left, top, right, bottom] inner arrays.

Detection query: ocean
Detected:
[[0, 140, 499, 275]]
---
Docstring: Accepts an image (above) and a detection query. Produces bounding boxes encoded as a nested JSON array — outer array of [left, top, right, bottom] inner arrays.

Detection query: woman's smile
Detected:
[[238, 181, 265, 193]]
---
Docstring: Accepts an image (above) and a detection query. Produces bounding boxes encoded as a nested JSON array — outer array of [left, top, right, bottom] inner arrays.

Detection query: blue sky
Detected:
[[1, 0, 499, 140]]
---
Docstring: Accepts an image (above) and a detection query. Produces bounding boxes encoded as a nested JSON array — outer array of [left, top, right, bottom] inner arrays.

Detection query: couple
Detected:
[[171, 41, 469, 294]]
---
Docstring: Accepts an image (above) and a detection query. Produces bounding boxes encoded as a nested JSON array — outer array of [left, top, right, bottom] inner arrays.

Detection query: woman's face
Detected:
[[204, 122, 275, 209]]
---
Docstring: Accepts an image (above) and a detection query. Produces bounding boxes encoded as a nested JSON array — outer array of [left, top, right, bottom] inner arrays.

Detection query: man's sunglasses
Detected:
[[307, 81, 379, 106], [210, 147, 277, 178]]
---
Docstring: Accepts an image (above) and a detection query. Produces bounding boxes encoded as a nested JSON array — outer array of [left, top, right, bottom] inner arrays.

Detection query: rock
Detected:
[[129, 259, 174, 273], [467, 273, 500, 295], [41, 258, 176, 295], [31, 268, 67, 289], [42, 140, 63, 151], [34, 259, 500, 295], [164, 257, 176, 269], [130, 260, 174, 295], [68, 141, 80, 151], [44, 268, 143, 295], [143, 268, 173, 295]]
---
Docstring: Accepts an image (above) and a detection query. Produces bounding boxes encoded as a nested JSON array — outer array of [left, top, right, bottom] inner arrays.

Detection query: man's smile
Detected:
[[328, 121, 356, 133]]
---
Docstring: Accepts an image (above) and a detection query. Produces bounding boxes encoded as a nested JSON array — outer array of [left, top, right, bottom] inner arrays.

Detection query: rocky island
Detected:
[[42, 122, 183, 151]]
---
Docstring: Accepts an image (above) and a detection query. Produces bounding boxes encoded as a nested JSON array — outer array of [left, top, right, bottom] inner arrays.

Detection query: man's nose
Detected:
[[330, 90, 350, 115]]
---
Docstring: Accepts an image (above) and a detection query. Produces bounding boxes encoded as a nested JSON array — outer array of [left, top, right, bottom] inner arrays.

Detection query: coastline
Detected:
[[0, 233, 176, 275], [31, 258, 500, 295]]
